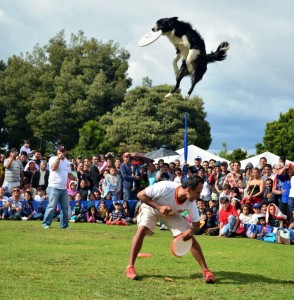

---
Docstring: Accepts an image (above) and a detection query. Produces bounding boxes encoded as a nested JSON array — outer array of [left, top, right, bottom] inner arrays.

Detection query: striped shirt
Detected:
[[4, 159, 23, 182]]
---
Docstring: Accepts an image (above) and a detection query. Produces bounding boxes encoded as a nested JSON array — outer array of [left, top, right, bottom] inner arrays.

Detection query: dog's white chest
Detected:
[[167, 31, 190, 58]]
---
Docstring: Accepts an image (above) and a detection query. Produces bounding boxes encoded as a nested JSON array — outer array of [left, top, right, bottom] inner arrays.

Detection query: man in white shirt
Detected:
[[42, 145, 77, 229], [125, 175, 216, 283]]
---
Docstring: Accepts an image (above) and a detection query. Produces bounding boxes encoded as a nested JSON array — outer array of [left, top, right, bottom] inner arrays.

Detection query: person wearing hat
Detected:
[[191, 156, 205, 174], [120, 153, 140, 201], [42, 145, 77, 229], [3, 148, 24, 193]]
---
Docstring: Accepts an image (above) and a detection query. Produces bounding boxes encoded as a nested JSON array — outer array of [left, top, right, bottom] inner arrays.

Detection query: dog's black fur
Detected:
[[152, 17, 230, 98]]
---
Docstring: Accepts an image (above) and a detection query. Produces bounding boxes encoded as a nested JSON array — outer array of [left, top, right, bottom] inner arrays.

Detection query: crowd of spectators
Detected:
[[0, 140, 293, 242]]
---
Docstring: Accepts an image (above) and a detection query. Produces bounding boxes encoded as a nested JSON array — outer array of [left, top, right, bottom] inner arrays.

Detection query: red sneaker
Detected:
[[202, 269, 216, 284], [126, 265, 138, 280]]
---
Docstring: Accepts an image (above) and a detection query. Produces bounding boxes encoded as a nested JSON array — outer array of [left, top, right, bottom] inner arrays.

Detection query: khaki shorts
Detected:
[[137, 204, 190, 237]]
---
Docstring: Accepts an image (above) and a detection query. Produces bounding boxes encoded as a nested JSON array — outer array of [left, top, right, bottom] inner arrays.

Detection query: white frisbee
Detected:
[[138, 30, 162, 47], [171, 234, 192, 257]]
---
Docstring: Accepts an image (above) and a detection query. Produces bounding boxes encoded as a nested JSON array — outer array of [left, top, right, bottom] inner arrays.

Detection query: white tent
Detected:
[[240, 151, 293, 169], [153, 145, 229, 165]]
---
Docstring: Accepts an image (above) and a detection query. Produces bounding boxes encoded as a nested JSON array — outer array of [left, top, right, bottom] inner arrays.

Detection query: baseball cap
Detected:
[[253, 203, 261, 209], [215, 161, 221, 167], [58, 145, 66, 151], [195, 156, 202, 160], [114, 201, 121, 205]]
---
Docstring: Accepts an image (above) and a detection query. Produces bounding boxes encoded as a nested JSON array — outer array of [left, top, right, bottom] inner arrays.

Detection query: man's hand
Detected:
[[181, 228, 194, 241], [158, 205, 173, 216]]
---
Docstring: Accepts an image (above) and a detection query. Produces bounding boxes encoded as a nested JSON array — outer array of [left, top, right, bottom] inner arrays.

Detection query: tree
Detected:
[[218, 143, 247, 161], [99, 85, 211, 153], [256, 108, 294, 161]]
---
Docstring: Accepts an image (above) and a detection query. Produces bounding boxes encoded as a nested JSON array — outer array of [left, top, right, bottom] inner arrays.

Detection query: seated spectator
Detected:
[[251, 203, 262, 224], [203, 208, 219, 236], [70, 199, 85, 222], [86, 206, 99, 223], [97, 200, 109, 223], [93, 189, 102, 200], [78, 179, 91, 200], [106, 202, 127, 225], [208, 199, 219, 219], [22, 190, 43, 220], [266, 203, 287, 228], [7, 187, 23, 220], [218, 197, 239, 237], [237, 204, 252, 235], [260, 200, 269, 215], [0, 186, 10, 219], [262, 178, 278, 205], [288, 208, 294, 229], [230, 198, 241, 215], [122, 200, 134, 224]]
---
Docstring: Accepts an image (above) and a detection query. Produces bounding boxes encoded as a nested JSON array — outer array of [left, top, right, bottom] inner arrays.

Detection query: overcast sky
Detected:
[[1, 0, 293, 154]]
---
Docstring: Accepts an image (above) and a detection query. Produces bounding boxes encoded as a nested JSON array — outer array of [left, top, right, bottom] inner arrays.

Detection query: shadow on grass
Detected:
[[192, 271, 294, 285], [141, 271, 294, 285]]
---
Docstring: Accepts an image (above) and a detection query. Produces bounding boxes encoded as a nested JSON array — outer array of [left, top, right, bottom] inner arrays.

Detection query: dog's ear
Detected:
[[169, 17, 178, 26]]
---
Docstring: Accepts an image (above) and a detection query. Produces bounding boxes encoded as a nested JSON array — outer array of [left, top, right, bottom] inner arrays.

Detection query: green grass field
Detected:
[[1, 221, 293, 300]]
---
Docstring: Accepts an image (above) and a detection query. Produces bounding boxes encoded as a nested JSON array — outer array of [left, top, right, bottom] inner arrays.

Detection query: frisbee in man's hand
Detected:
[[138, 30, 162, 47], [171, 234, 192, 257]]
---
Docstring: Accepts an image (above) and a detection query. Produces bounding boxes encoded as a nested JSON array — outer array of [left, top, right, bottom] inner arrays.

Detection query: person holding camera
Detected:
[[42, 145, 77, 229]]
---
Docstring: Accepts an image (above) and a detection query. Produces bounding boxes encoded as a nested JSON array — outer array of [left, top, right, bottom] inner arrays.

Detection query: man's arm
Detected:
[[137, 189, 172, 215]]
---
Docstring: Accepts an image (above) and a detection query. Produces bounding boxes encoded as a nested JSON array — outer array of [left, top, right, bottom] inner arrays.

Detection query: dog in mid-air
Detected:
[[152, 17, 230, 99]]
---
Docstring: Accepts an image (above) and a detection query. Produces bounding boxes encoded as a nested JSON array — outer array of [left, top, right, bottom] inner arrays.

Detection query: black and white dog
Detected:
[[152, 17, 230, 99]]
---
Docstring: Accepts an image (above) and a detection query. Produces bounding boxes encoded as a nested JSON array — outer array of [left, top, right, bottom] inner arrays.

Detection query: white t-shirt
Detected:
[[144, 181, 200, 223], [289, 176, 294, 198], [48, 157, 70, 189]]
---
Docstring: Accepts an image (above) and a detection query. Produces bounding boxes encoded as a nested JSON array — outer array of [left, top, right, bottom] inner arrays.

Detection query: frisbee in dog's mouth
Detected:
[[138, 30, 162, 47]]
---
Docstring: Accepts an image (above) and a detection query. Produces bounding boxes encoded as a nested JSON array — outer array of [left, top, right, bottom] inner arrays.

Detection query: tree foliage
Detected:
[[99, 85, 211, 153], [256, 108, 294, 161], [218, 142, 247, 161], [0, 30, 131, 150]]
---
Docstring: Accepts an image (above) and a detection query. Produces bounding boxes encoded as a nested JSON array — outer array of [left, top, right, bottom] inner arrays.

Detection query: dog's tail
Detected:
[[207, 42, 230, 63]]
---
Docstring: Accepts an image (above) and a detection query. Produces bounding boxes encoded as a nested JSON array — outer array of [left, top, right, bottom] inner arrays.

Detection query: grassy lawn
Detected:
[[0, 221, 293, 300]]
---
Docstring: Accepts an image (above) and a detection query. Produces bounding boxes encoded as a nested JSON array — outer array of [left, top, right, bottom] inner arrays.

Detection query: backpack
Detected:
[[263, 233, 276, 243], [276, 229, 291, 245]]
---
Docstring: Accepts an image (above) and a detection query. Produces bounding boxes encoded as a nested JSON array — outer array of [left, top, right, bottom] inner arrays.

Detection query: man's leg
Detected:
[[42, 187, 58, 227], [190, 237, 216, 283], [126, 226, 150, 279], [59, 189, 69, 228]]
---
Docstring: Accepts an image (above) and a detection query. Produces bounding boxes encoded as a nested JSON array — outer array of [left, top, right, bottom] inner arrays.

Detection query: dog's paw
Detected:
[[165, 92, 173, 98]]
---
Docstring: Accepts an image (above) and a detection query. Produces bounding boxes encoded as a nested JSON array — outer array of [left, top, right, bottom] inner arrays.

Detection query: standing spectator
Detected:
[[42, 145, 77, 229], [147, 163, 157, 186], [218, 197, 239, 237], [0, 154, 6, 186], [89, 155, 101, 190], [261, 164, 275, 181], [33, 150, 42, 167], [3, 148, 24, 193], [19, 152, 29, 168], [120, 152, 140, 200], [23, 160, 39, 183], [256, 157, 267, 172], [156, 163, 172, 182], [31, 160, 49, 191], [191, 156, 205, 174], [242, 162, 253, 189], [214, 161, 230, 196], [223, 160, 242, 188]]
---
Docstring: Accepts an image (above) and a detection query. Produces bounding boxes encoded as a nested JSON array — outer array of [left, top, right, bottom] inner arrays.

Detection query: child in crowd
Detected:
[[22, 190, 43, 220], [260, 200, 269, 215], [251, 203, 262, 224], [219, 184, 231, 199], [203, 208, 219, 236], [237, 204, 252, 235], [230, 187, 241, 201], [102, 166, 121, 201], [106, 202, 128, 225], [236, 178, 244, 198], [230, 198, 241, 215], [99, 169, 110, 195], [256, 215, 271, 240], [19, 140, 32, 157], [266, 203, 287, 228], [195, 199, 207, 234], [67, 181, 78, 199], [173, 167, 183, 184], [78, 179, 91, 200], [70, 199, 85, 222], [93, 189, 102, 200], [97, 200, 109, 223], [122, 200, 133, 224], [288, 209, 294, 229], [86, 206, 99, 223]]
